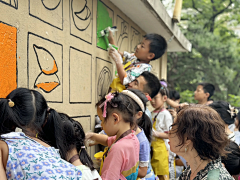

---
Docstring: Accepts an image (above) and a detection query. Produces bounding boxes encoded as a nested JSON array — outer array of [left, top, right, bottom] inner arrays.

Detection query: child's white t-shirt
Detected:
[[76, 165, 102, 180], [152, 109, 173, 150]]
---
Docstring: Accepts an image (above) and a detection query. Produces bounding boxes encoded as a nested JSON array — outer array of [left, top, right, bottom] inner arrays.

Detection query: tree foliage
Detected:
[[167, 0, 240, 102]]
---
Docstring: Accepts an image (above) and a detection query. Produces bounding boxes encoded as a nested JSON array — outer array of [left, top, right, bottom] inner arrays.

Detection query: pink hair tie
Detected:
[[99, 93, 115, 118]]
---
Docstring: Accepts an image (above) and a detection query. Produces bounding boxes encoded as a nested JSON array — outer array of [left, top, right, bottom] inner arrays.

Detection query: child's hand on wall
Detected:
[[85, 132, 97, 146], [108, 47, 123, 65]]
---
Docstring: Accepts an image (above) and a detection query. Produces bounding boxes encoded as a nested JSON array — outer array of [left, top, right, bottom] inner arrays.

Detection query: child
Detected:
[[57, 113, 101, 180], [194, 82, 215, 105], [90, 91, 140, 180], [150, 83, 174, 180], [125, 89, 157, 180], [108, 29, 167, 92], [0, 88, 84, 179]]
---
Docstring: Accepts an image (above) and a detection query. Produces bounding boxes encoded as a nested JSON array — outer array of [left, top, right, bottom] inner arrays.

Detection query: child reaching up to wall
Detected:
[[150, 82, 174, 180], [108, 28, 167, 92], [88, 91, 140, 180]]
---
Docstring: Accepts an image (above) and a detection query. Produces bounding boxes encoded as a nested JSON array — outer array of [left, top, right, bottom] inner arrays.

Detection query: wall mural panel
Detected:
[[97, 0, 114, 50], [0, 22, 17, 98], [69, 47, 92, 104], [0, 0, 18, 9], [28, 32, 63, 103], [29, 0, 63, 30], [70, 0, 93, 44], [130, 26, 141, 53], [96, 57, 113, 102], [116, 15, 129, 51]]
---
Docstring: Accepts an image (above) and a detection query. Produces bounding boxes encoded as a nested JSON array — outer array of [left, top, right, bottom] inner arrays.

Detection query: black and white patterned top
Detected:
[[178, 157, 234, 180]]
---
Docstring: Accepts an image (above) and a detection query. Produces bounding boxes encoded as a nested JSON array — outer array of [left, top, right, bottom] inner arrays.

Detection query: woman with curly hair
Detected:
[[168, 105, 233, 180]]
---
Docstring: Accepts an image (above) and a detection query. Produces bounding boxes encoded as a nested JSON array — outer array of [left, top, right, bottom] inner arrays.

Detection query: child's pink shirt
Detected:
[[101, 132, 140, 180]]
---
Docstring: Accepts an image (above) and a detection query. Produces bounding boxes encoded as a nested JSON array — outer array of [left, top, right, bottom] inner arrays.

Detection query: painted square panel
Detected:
[[130, 26, 141, 53], [29, 0, 63, 30], [96, 57, 113, 102], [28, 32, 63, 103], [70, 0, 93, 44], [116, 15, 129, 52], [0, 0, 18, 9], [69, 47, 92, 103], [97, 0, 114, 50], [0, 23, 17, 98]]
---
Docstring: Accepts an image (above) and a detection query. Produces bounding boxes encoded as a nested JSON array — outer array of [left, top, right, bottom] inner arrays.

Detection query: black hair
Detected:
[[97, 92, 137, 127], [140, 71, 160, 98], [143, 33, 167, 60], [127, 89, 152, 142], [222, 141, 240, 175], [58, 113, 95, 171], [159, 80, 169, 97], [198, 83, 215, 100], [169, 90, 180, 101], [209, 101, 237, 125], [0, 88, 48, 135]]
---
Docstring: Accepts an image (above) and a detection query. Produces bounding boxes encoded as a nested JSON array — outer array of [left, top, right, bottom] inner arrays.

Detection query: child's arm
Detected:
[[138, 167, 148, 178], [109, 48, 127, 84], [0, 141, 8, 180], [152, 129, 168, 139], [109, 48, 151, 85], [108, 28, 123, 57], [85, 132, 108, 147]]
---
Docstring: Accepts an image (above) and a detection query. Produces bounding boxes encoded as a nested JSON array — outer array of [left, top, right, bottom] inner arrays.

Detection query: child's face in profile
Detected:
[[135, 38, 153, 62], [97, 107, 117, 137], [194, 85, 208, 101], [151, 92, 166, 110]]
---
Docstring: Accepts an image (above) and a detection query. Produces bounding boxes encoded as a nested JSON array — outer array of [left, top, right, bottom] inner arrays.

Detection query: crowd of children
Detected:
[[0, 27, 239, 180]]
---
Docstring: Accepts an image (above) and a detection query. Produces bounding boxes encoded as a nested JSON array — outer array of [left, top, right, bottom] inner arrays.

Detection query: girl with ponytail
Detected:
[[0, 88, 100, 179], [56, 113, 101, 179]]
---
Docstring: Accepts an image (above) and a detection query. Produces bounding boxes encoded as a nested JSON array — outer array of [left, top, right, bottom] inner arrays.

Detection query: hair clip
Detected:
[[99, 93, 115, 118], [160, 87, 164, 90], [146, 94, 152, 101], [8, 99, 15, 108], [227, 104, 235, 118], [160, 81, 167, 87], [81, 146, 85, 149]]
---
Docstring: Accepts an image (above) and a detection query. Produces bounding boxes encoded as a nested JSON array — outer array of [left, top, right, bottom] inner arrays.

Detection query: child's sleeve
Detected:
[[101, 144, 124, 180], [139, 141, 150, 167], [123, 63, 152, 85], [164, 112, 173, 132], [155, 113, 165, 133], [122, 51, 135, 64]]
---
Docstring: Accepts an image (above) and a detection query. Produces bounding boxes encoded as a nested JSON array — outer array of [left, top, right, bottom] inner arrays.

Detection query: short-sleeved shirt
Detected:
[[136, 130, 149, 167], [2, 132, 82, 180], [122, 51, 152, 86], [152, 109, 173, 151], [178, 157, 234, 180], [101, 132, 140, 180]]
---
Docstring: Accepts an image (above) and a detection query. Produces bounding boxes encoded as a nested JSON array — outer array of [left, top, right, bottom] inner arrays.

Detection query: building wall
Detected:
[[0, 0, 165, 156]]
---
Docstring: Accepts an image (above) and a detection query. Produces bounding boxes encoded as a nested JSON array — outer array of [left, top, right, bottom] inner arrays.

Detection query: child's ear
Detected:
[[205, 92, 210, 99], [148, 53, 155, 60], [112, 113, 120, 124], [135, 111, 143, 120], [163, 95, 168, 101]]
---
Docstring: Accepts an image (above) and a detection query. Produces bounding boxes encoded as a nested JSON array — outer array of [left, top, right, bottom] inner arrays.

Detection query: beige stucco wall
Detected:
[[0, 0, 166, 157]]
